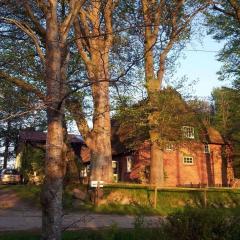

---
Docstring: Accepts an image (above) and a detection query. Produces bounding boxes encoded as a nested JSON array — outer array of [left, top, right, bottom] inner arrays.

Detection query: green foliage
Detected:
[[114, 87, 202, 150], [1, 208, 240, 240], [0, 80, 47, 168], [166, 207, 240, 240], [20, 144, 45, 182], [206, 2, 240, 85], [212, 87, 240, 176], [212, 87, 240, 138]]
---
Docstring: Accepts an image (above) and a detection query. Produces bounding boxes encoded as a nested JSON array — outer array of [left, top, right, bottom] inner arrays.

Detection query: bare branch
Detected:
[[23, 1, 46, 37], [0, 102, 45, 122]]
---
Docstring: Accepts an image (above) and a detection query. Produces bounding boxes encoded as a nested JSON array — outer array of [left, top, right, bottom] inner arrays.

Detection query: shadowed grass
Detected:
[[1, 184, 240, 215]]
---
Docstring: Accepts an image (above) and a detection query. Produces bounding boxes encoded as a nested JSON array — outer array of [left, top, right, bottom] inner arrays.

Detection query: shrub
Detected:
[[165, 207, 240, 240]]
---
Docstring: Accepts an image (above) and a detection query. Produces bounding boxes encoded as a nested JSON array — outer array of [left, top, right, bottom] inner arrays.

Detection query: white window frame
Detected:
[[112, 160, 119, 182], [182, 126, 195, 139], [165, 143, 174, 151], [204, 144, 210, 154], [126, 156, 133, 173], [80, 166, 88, 177], [112, 160, 117, 169], [183, 156, 194, 165]]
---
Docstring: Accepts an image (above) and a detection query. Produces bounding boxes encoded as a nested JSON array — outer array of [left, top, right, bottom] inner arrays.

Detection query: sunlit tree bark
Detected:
[[71, 0, 118, 182], [0, 1, 82, 239]]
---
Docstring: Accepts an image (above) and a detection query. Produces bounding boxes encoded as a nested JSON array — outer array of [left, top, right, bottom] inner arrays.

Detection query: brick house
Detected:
[[111, 122, 234, 187], [16, 110, 234, 187], [110, 87, 234, 187]]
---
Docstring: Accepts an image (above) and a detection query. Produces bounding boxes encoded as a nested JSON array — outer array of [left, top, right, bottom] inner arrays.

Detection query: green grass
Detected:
[[0, 228, 166, 240], [1, 207, 240, 240], [1, 184, 240, 215], [101, 185, 240, 215]]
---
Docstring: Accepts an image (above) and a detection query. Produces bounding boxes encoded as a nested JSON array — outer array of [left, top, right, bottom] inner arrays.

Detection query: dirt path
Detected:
[[0, 188, 162, 231]]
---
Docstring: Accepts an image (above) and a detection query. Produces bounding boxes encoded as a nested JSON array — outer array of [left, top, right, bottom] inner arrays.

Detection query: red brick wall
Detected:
[[163, 143, 224, 186], [118, 141, 230, 186]]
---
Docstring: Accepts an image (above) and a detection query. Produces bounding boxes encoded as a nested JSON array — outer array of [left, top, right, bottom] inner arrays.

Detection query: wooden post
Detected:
[[154, 186, 158, 208], [95, 181, 100, 206], [204, 189, 207, 208]]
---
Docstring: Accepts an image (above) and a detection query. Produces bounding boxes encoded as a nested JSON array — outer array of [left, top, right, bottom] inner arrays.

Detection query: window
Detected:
[[126, 156, 133, 173], [112, 161, 119, 182], [182, 126, 195, 139], [183, 156, 194, 165], [204, 144, 210, 154], [165, 143, 174, 151], [80, 166, 87, 177], [112, 161, 117, 169], [112, 161, 118, 174]]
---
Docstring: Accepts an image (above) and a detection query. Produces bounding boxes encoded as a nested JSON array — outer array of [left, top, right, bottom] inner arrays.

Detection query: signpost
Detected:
[[90, 181, 104, 205]]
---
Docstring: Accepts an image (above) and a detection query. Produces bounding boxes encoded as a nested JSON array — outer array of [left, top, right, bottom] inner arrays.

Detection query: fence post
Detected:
[[154, 186, 158, 209], [204, 189, 207, 207]]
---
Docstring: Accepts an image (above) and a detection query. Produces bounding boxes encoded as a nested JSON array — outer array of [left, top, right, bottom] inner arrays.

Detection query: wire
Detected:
[[183, 49, 219, 53]]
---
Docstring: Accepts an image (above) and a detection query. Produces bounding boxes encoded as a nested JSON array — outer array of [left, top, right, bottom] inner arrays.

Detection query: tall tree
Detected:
[[141, 0, 209, 186], [67, 0, 119, 182], [207, 0, 240, 86], [0, 1, 82, 239], [212, 87, 240, 176]]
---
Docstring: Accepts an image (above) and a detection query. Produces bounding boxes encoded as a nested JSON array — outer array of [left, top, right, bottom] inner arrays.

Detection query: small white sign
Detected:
[[90, 180, 104, 188]]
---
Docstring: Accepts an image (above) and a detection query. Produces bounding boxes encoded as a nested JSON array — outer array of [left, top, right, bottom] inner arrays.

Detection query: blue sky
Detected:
[[176, 35, 230, 98]]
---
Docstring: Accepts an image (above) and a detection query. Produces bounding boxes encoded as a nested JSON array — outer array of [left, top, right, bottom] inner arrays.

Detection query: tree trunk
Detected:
[[150, 141, 164, 186], [41, 4, 64, 240], [88, 53, 113, 183], [3, 138, 9, 169], [148, 94, 165, 186], [144, 41, 164, 186], [3, 121, 11, 168]]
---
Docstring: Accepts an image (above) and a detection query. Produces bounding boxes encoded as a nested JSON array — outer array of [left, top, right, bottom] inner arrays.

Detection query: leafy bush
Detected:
[[165, 207, 240, 240]]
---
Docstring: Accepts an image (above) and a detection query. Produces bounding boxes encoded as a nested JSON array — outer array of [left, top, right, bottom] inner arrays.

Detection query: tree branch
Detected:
[[0, 17, 45, 65], [23, 1, 46, 38], [60, 0, 86, 42], [65, 99, 92, 146], [0, 71, 45, 100], [74, 18, 91, 64], [212, 4, 236, 18]]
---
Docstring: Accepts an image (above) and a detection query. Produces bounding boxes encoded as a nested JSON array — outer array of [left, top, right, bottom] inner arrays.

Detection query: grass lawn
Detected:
[[0, 228, 165, 240], [1, 184, 240, 215]]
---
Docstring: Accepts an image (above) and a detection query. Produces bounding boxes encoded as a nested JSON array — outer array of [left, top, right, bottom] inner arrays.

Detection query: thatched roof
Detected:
[[206, 127, 225, 144]]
